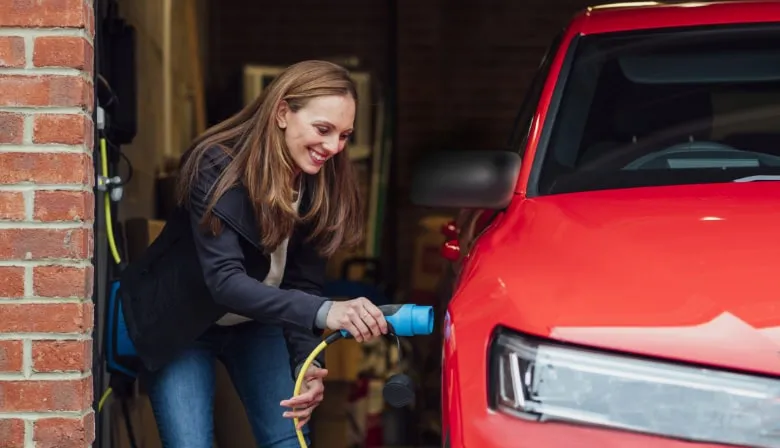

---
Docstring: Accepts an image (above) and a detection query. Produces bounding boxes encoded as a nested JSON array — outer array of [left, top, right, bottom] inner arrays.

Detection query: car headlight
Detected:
[[490, 328, 780, 447]]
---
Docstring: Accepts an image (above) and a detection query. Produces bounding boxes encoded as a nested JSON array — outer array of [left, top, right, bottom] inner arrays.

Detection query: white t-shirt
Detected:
[[216, 185, 304, 326]]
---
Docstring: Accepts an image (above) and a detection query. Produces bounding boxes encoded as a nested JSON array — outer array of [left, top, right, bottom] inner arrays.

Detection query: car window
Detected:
[[534, 24, 780, 195], [507, 31, 563, 157]]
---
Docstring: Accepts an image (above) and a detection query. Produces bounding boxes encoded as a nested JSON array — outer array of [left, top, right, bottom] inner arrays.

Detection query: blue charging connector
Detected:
[[339, 303, 434, 338], [380, 304, 434, 336]]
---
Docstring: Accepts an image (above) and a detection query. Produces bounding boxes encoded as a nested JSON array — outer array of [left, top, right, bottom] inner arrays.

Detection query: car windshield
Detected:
[[536, 24, 780, 195]]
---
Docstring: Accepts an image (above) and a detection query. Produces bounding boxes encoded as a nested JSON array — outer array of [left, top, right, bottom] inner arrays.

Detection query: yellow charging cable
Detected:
[[292, 332, 344, 448], [97, 136, 122, 413], [100, 137, 122, 266], [98, 387, 113, 412]]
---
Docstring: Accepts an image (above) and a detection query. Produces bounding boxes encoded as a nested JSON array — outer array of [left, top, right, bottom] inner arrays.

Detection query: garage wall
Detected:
[[205, 0, 391, 125], [115, 0, 208, 221]]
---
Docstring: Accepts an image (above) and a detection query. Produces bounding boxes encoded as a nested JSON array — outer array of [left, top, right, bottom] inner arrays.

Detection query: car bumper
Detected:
[[449, 412, 734, 448]]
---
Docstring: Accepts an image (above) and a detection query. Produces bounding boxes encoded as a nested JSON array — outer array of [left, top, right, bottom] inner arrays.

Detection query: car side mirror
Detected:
[[410, 150, 522, 209]]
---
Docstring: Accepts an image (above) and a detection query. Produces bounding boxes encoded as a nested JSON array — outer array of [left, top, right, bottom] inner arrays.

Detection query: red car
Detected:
[[412, 2, 780, 447]]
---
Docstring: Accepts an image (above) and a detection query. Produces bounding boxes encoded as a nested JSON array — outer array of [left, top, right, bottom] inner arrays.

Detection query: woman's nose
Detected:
[[322, 135, 341, 154]]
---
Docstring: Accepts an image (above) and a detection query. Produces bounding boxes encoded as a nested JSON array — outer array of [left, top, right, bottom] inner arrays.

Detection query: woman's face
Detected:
[[277, 94, 355, 176]]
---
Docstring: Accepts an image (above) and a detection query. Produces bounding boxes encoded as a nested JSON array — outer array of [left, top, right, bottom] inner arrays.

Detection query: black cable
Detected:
[[98, 74, 119, 107], [120, 396, 139, 448], [391, 333, 401, 360], [118, 150, 134, 184], [104, 135, 134, 185]]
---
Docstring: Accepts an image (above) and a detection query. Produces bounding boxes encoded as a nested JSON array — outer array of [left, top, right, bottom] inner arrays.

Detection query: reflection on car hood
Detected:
[[471, 182, 780, 376]]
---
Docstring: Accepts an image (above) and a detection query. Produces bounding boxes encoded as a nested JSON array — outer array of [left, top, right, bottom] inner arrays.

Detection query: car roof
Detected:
[[573, 1, 780, 35]]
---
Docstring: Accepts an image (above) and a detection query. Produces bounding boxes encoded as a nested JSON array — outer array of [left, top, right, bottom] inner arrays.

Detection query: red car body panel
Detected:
[[474, 181, 780, 375], [442, 2, 780, 447]]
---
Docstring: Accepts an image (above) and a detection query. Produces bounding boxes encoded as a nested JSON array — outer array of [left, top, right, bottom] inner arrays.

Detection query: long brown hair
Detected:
[[177, 60, 363, 257]]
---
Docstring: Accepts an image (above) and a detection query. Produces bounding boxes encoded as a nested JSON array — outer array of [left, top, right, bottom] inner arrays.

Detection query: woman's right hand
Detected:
[[325, 297, 388, 342]]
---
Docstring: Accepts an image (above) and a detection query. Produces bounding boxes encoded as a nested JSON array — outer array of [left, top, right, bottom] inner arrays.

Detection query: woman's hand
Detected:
[[325, 297, 388, 342], [280, 365, 328, 429]]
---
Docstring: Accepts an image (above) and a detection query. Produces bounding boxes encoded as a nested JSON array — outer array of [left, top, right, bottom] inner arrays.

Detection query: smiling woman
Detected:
[[279, 94, 356, 175], [118, 60, 389, 448], [179, 60, 364, 256]]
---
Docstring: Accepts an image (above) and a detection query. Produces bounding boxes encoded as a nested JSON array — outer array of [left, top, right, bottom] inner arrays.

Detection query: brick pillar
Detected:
[[0, 1, 96, 447]]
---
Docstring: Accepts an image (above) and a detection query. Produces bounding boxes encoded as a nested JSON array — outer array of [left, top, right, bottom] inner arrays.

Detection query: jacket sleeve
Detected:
[[187, 153, 328, 332], [280, 235, 330, 376]]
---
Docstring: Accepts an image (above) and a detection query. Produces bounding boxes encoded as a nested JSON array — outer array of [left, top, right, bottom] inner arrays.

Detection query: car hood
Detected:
[[470, 182, 780, 376]]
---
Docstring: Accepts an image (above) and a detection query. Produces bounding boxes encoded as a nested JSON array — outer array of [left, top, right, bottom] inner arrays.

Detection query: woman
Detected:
[[118, 60, 388, 447]]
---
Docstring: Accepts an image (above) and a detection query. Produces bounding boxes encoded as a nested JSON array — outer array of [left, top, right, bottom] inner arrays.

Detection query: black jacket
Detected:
[[119, 146, 328, 374]]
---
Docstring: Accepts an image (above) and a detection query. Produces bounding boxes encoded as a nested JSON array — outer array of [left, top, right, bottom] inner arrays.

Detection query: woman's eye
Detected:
[[317, 127, 329, 134]]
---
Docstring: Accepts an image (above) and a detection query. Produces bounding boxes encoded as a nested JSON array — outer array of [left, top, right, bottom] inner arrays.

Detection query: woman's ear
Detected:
[[276, 100, 289, 129]]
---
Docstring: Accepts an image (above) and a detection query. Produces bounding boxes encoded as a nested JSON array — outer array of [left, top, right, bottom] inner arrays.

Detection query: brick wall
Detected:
[[0, 1, 96, 447]]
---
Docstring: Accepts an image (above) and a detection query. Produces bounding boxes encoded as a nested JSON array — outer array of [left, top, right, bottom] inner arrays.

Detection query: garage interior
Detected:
[[92, 0, 591, 446]]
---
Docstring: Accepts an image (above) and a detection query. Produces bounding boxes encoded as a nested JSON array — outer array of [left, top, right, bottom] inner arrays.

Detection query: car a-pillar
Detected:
[[0, 0, 96, 446]]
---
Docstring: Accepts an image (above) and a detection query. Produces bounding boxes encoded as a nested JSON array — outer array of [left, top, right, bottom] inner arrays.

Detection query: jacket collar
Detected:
[[211, 176, 315, 252]]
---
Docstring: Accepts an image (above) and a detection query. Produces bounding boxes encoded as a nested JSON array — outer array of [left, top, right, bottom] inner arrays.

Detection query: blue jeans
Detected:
[[143, 322, 309, 447]]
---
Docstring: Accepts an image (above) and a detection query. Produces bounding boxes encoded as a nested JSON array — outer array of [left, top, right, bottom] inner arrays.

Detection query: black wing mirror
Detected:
[[410, 150, 522, 209]]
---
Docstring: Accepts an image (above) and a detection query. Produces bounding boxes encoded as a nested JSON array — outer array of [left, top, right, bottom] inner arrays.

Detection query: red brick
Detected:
[[33, 114, 92, 145], [0, 75, 91, 110], [33, 265, 92, 299], [0, 36, 25, 68], [0, 302, 92, 333], [0, 228, 91, 260], [0, 191, 25, 221], [0, 266, 24, 298], [0, 340, 23, 373], [34, 36, 93, 72], [34, 190, 93, 222], [0, 0, 88, 28], [0, 418, 24, 448], [34, 415, 94, 448], [0, 112, 24, 144], [0, 152, 92, 185], [85, 1, 95, 37], [33, 340, 91, 373], [0, 378, 91, 412], [34, 413, 94, 448]]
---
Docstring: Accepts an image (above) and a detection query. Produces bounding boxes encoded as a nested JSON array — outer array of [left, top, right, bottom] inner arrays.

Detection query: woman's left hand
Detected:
[[280, 365, 328, 429]]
